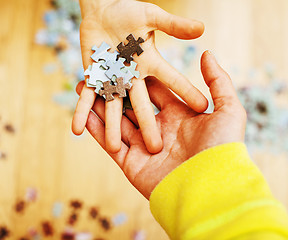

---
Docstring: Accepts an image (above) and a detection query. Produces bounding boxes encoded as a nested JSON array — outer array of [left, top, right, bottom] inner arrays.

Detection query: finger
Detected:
[[86, 111, 129, 168], [76, 81, 85, 95], [152, 54, 208, 113], [72, 84, 96, 135], [146, 4, 204, 40], [124, 109, 139, 128], [145, 76, 181, 110], [129, 79, 163, 154], [75, 81, 106, 122], [91, 96, 137, 148], [76, 82, 137, 148], [200, 51, 241, 111], [104, 96, 123, 153]]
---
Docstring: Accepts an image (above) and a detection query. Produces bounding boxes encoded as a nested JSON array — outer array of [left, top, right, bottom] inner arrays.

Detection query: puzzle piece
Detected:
[[84, 62, 110, 86], [115, 77, 132, 98], [87, 80, 103, 94], [94, 81, 104, 94], [91, 42, 118, 63], [99, 81, 117, 101], [106, 58, 134, 84], [105, 58, 125, 79], [99, 77, 132, 101], [117, 34, 144, 63], [122, 61, 140, 79]]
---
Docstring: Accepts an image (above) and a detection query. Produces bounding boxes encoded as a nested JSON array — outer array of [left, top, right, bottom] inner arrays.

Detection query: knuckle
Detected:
[[145, 3, 160, 28], [238, 104, 247, 121], [223, 99, 247, 120], [169, 15, 175, 33]]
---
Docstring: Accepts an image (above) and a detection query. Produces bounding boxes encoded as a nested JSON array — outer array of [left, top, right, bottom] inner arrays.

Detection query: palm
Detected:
[[73, 0, 207, 154], [80, 0, 156, 74], [122, 96, 244, 198], [76, 40, 246, 200]]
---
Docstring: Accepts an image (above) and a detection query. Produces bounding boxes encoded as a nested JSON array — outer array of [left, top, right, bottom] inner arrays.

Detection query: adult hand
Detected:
[[76, 51, 247, 199], [72, 0, 208, 154]]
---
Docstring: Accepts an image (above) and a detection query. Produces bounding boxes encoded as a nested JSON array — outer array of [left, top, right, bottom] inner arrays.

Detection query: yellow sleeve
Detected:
[[149, 142, 288, 240]]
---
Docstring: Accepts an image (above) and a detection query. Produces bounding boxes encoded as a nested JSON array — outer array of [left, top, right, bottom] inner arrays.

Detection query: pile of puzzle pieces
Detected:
[[85, 34, 144, 101]]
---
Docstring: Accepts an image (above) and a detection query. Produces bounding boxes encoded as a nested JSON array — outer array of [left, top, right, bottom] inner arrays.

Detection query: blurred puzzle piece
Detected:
[[0, 151, 7, 160], [117, 34, 144, 63], [52, 202, 63, 218], [14, 200, 26, 214], [98, 217, 111, 231], [42, 221, 54, 236], [0, 226, 10, 240], [112, 213, 128, 226], [75, 232, 93, 240], [4, 124, 15, 134], [70, 199, 83, 209], [89, 207, 99, 219], [25, 187, 38, 202]]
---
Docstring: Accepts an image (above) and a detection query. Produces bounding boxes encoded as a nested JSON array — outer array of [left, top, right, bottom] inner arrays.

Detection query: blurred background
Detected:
[[0, 0, 288, 239]]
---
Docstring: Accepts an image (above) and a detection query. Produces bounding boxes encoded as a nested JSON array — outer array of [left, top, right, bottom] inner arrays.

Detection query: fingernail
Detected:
[[207, 50, 214, 56], [206, 50, 217, 62]]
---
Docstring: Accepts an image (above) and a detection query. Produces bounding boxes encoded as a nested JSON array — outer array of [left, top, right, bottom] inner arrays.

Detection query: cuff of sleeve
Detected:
[[149, 142, 288, 240]]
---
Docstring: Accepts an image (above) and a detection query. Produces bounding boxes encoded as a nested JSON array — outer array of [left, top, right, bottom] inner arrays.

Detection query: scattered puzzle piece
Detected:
[[89, 207, 99, 219], [4, 123, 15, 133], [42, 221, 54, 236], [68, 212, 78, 225], [25, 187, 38, 202], [52, 202, 63, 218], [99, 78, 131, 101], [0, 151, 7, 160], [75, 232, 93, 240], [117, 34, 144, 63], [70, 199, 83, 209], [14, 200, 26, 213], [112, 213, 128, 226], [0, 226, 9, 240], [61, 231, 75, 240], [99, 217, 111, 231], [91, 42, 118, 63], [133, 230, 146, 240]]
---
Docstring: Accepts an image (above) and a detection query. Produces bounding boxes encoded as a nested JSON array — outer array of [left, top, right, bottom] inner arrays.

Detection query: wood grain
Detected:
[[0, 0, 287, 238]]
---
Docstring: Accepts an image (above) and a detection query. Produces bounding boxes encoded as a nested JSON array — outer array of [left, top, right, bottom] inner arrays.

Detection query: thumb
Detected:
[[146, 4, 204, 40], [201, 51, 241, 111]]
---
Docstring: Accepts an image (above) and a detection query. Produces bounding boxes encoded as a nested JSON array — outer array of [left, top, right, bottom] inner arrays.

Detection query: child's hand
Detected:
[[75, 51, 247, 199], [72, 0, 208, 153]]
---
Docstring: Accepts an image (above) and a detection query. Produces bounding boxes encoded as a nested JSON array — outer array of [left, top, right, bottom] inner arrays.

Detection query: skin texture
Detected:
[[72, 0, 208, 154], [75, 51, 247, 199]]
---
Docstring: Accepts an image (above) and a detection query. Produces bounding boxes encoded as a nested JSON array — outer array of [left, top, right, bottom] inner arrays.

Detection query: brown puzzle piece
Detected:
[[99, 78, 131, 101], [117, 34, 144, 63]]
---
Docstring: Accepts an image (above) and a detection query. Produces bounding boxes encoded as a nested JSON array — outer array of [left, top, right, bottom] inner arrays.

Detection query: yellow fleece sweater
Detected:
[[150, 142, 288, 240]]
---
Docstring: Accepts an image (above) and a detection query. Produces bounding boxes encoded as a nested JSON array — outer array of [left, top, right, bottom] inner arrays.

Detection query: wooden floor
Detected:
[[0, 0, 287, 239]]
